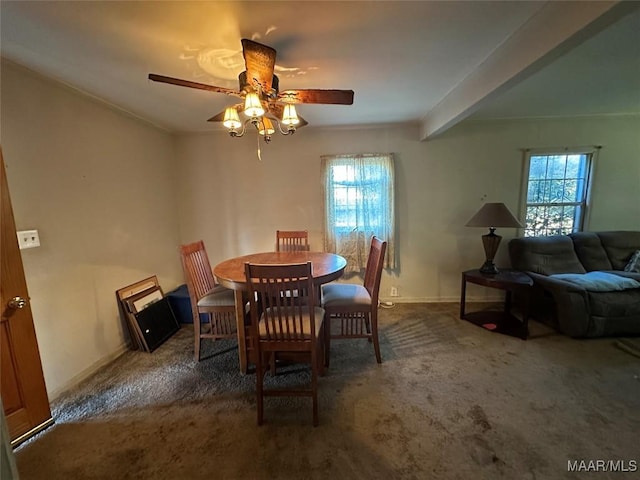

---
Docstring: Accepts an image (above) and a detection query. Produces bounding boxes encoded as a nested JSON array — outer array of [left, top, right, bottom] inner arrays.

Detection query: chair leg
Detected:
[[324, 314, 331, 368], [269, 353, 277, 376], [371, 311, 382, 364], [194, 320, 201, 362], [256, 352, 264, 426], [311, 352, 319, 427], [318, 329, 326, 377]]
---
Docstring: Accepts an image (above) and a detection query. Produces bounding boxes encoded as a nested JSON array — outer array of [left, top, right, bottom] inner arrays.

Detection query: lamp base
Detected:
[[479, 261, 499, 275], [479, 228, 502, 275]]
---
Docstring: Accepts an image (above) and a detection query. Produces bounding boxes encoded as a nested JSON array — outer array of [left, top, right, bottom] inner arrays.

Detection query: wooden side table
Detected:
[[460, 269, 533, 339]]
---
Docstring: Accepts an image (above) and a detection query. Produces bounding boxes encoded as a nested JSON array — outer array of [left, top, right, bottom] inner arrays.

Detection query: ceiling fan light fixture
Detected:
[[222, 107, 242, 130], [258, 117, 275, 136], [244, 92, 264, 118], [149, 39, 353, 149], [281, 104, 300, 126]]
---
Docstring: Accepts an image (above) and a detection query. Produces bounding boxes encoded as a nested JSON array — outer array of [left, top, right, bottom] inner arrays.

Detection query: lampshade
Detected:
[[222, 107, 241, 130], [258, 117, 275, 136], [281, 104, 300, 126], [465, 203, 523, 228], [466, 203, 522, 275], [244, 92, 264, 118]]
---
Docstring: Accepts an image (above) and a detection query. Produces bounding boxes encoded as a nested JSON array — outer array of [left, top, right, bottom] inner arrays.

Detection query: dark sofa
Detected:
[[508, 231, 640, 337]]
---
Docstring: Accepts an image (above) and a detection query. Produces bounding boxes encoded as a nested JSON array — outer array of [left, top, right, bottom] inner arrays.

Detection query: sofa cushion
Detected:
[[197, 285, 235, 307], [550, 272, 640, 292], [597, 231, 640, 270], [509, 235, 586, 275], [569, 232, 612, 271]]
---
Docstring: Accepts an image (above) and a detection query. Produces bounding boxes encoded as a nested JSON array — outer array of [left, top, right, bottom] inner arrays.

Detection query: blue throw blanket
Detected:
[[550, 271, 640, 292]]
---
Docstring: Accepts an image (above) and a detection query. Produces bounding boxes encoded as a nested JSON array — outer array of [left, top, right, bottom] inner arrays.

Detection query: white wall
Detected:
[[175, 115, 640, 302], [2, 57, 638, 399], [1, 61, 183, 398]]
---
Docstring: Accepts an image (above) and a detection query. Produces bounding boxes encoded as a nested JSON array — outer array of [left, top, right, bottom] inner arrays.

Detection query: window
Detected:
[[522, 149, 596, 237], [321, 153, 395, 272]]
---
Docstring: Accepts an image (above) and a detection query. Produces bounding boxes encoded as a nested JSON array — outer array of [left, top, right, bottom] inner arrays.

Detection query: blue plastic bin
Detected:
[[166, 284, 207, 324]]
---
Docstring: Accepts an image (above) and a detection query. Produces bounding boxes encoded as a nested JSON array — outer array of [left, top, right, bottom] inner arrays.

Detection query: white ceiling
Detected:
[[1, 1, 638, 137]]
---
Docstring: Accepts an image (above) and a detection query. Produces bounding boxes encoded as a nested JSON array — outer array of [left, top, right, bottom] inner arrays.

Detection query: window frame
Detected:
[[519, 147, 598, 237]]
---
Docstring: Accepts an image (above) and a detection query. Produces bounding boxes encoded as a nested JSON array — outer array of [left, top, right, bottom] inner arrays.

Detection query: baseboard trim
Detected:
[[379, 296, 504, 303], [48, 343, 130, 401]]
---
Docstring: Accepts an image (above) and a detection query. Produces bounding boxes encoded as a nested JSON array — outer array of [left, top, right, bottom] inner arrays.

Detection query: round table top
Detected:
[[213, 251, 347, 291]]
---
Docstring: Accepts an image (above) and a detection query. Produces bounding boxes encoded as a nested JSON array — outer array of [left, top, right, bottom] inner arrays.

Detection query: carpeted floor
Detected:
[[14, 303, 640, 479]]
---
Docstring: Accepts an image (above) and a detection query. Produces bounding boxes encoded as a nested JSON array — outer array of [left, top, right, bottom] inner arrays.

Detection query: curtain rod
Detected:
[[520, 145, 602, 152]]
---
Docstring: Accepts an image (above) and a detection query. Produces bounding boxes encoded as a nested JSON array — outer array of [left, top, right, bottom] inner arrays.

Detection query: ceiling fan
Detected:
[[149, 38, 354, 142]]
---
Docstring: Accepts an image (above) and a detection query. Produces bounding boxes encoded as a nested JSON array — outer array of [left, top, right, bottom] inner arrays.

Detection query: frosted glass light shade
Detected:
[[223, 107, 241, 129], [244, 92, 264, 117], [281, 104, 300, 126], [259, 117, 275, 136]]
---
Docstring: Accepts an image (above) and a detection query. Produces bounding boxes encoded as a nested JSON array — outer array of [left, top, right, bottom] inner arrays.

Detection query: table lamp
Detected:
[[465, 202, 523, 274]]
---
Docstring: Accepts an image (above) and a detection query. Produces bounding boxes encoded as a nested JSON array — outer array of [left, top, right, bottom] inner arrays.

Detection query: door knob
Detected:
[[7, 296, 27, 310]]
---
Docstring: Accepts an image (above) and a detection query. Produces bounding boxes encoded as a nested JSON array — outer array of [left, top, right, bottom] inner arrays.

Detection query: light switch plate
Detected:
[[17, 230, 40, 249]]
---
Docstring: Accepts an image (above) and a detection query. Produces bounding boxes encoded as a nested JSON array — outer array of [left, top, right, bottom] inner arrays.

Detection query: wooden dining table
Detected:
[[213, 251, 347, 373]]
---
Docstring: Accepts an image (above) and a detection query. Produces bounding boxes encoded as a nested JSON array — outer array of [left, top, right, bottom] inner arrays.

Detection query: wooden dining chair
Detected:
[[322, 236, 387, 365], [180, 241, 236, 361], [245, 261, 326, 426], [276, 230, 310, 252]]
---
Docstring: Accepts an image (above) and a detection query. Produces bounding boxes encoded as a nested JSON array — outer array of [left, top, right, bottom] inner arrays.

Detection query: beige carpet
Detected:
[[15, 303, 640, 479]]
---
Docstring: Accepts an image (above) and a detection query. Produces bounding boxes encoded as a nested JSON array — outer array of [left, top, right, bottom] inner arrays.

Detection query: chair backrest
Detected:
[[179, 240, 216, 301], [245, 262, 316, 343], [363, 236, 387, 303], [276, 230, 310, 252]]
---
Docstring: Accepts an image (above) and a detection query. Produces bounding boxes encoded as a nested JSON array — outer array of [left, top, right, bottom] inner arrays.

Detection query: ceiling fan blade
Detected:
[[148, 74, 241, 97], [241, 39, 276, 94], [277, 89, 354, 105], [295, 115, 309, 128], [207, 111, 225, 122], [207, 104, 243, 122]]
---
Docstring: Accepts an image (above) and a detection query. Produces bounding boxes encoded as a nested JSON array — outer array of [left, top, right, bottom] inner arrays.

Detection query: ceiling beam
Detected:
[[419, 1, 638, 140]]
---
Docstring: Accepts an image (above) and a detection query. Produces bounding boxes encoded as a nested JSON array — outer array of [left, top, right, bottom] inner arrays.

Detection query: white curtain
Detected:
[[321, 153, 395, 273]]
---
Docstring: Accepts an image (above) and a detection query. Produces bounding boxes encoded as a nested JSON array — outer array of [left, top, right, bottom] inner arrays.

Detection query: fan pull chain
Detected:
[[256, 131, 262, 161]]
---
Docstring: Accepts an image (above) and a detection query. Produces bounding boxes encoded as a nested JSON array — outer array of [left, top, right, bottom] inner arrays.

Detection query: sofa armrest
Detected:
[[526, 272, 591, 337]]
